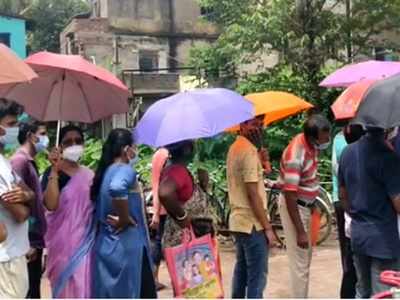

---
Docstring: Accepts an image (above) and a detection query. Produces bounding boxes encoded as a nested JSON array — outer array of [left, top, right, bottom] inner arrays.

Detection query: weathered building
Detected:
[[60, 0, 219, 132]]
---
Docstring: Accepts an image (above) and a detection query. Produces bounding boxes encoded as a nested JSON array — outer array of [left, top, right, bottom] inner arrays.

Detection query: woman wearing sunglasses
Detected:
[[41, 125, 95, 298]]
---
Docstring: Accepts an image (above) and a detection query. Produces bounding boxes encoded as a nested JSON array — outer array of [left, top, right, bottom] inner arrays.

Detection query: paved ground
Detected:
[[41, 236, 341, 298]]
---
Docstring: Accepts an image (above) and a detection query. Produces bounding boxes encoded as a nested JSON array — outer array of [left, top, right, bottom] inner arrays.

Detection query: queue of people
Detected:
[[1, 91, 400, 299]]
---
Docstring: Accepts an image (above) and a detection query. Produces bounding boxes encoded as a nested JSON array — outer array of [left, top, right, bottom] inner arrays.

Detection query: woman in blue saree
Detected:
[[91, 128, 156, 298]]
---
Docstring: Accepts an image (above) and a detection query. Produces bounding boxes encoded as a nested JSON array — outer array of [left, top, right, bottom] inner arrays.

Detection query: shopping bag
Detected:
[[164, 228, 224, 298]]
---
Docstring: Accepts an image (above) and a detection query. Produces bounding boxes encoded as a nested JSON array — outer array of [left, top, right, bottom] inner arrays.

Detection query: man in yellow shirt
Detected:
[[227, 115, 275, 298]]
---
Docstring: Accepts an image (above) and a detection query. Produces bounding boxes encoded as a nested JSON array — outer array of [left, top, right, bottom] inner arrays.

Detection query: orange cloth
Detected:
[[311, 210, 321, 247], [151, 148, 169, 216]]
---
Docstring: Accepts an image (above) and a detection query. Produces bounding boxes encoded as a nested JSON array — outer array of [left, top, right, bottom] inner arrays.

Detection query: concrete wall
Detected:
[[0, 16, 26, 58]]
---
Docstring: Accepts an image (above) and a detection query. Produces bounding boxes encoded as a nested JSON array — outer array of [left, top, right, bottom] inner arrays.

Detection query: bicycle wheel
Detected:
[[268, 191, 333, 247], [268, 190, 286, 247]]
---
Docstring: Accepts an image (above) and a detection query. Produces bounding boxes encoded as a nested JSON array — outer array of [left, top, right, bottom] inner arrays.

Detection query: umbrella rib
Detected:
[[58, 70, 66, 121], [40, 76, 59, 121], [77, 80, 94, 123]]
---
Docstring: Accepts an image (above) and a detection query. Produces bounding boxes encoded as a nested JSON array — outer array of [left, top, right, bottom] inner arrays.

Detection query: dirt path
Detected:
[[41, 238, 341, 298]]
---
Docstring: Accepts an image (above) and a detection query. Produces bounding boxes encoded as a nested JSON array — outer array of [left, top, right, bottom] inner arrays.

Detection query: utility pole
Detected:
[[345, 0, 353, 63], [112, 35, 121, 129]]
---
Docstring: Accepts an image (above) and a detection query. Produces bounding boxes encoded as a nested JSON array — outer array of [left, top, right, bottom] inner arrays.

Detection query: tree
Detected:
[[24, 0, 90, 53], [190, 0, 400, 109], [0, 0, 31, 14]]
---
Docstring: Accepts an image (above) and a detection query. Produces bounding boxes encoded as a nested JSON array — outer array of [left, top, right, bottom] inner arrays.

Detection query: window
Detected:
[[139, 50, 159, 72], [0, 33, 11, 48], [375, 47, 394, 61]]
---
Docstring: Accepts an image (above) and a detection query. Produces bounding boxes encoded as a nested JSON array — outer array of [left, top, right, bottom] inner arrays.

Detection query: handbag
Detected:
[[164, 227, 224, 298]]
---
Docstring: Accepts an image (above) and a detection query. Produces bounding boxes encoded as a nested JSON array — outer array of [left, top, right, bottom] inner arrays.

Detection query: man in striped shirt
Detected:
[[278, 114, 331, 298]]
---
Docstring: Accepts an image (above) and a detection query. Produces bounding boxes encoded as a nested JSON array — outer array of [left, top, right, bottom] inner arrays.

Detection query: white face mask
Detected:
[[314, 141, 331, 151], [0, 126, 19, 146], [63, 145, 84, 162]]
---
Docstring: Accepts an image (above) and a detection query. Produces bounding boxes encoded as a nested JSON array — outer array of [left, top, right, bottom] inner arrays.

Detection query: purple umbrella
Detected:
[[134, 88, 254, 147], [320, 60, 400, 88]]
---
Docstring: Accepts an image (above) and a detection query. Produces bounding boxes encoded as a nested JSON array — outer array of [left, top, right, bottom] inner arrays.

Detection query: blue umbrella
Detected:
[[134, 88, 254, 147]]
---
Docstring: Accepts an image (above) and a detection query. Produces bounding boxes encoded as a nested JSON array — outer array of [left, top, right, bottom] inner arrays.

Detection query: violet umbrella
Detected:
[[320, 60, 400, 88], [134, 88, 254, 147]]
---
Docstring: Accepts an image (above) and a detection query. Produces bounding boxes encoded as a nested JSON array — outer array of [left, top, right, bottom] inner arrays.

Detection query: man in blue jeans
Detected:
[[339, 128, 400, 297], [226, 115, 275, 298]]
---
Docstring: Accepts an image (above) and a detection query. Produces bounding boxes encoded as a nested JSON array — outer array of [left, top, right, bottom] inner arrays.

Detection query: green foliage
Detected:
[[35, 151, 50, 174], [80, 138, 103, 170], [25, 0, 90, 53]]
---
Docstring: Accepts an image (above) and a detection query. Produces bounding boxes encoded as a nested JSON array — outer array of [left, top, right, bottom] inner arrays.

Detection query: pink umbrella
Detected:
[[0, 52, 129, 123], [0, 43, 37, 85], [320, 60, 400, 88]]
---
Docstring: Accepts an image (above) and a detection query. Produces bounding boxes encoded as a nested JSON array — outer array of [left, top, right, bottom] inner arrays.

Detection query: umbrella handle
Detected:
[[56, 120, 61, 147]]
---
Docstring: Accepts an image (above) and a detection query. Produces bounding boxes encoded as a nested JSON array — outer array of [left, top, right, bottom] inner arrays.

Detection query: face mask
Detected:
[[129, 155, 139, 167], [0, 126, 19, 146], [34, 135, 49, 153], [314, 141, 331, 151], [63, 145, 84, 162]]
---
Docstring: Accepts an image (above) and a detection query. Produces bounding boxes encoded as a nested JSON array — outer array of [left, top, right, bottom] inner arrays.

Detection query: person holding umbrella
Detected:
[[91, 128, 156, 298], [338, 74, 400, 297], [159, 140, 214, 250], [227, 114, 276, 299], [332, 123, 364, 299], [41, 125, 94, 298]]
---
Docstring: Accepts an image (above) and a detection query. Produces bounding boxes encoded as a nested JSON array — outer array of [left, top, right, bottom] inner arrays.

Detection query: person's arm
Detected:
[[246, 182, 273, 229], [1, 201, 30, 223], [281, 151, 308, 248], [242, 151, 275, 244], [107, 167, 136, 233], [159, 177, 190, 228], [0, 223, 6, 243], [283, 190, 308, 248], [43, 148, 62, 211], [43, 167, 61, 211], [382, 156, 400, 214]]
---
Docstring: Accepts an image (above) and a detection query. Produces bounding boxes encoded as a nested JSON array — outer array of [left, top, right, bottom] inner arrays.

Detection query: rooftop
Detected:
[[0, 11, 27, 21]]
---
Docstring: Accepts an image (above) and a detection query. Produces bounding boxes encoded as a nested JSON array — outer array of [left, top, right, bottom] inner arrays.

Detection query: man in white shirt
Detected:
[[0, 98, 34, 298]]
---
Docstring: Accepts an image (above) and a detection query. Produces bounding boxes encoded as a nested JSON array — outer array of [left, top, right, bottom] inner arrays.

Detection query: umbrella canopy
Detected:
[[228, 91, 314, 131], [0, 43, 37, 85], [354, 74, 400, 129], [320, 60, 400, 88], [331, 80, 376, 120], [134, 88, 254, 147], [0, 52, 129, 123]]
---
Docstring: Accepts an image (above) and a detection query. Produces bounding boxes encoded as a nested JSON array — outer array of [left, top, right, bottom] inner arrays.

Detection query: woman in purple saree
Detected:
[[42, 125, 94, 298]]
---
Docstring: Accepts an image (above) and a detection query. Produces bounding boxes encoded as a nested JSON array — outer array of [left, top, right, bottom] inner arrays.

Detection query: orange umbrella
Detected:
[[228, 91, 314, 131], [0, 43, 37, 85], [331, 80, 376, 120]]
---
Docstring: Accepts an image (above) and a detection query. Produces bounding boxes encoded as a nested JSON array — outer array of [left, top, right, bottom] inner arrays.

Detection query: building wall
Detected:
[[0, 16, 26, 58]]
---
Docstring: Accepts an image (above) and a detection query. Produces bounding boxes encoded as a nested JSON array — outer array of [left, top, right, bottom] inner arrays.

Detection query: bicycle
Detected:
[[266, 181, 333, 247]]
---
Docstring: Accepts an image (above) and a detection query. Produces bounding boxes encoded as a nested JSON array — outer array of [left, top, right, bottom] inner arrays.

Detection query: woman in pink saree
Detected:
[[42, 125, 94, 298]]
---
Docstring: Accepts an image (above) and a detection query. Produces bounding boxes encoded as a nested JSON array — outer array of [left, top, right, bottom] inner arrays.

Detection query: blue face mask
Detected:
[[0, 126, 19, 147], [34, 135, 50, 153]]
